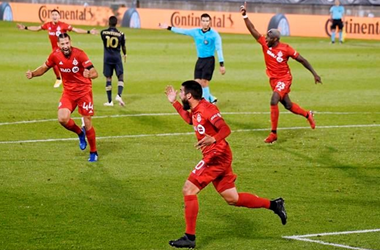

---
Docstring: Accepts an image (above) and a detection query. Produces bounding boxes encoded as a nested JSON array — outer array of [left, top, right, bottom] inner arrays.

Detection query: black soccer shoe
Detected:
[[271, 198, 287, 225], [169, 234, 196, 249]]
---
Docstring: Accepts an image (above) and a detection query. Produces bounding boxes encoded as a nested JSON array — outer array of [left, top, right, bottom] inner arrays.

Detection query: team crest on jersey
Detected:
[[196, 114, 202, 123], [72, 58, 78, 66]]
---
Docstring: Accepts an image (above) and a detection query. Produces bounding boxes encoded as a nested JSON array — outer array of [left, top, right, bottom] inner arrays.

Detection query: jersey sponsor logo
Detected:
[[48, 31, 55, 35], [60, 68, 71, 73], [72, 66, 79, 73], [266, 49, 284, 63], [210, 113, 221, 121], [196, 124, 205, 135]]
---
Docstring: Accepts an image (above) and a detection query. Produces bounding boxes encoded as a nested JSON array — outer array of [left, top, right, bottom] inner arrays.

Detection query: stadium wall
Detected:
[[1, 2, 380, 40]]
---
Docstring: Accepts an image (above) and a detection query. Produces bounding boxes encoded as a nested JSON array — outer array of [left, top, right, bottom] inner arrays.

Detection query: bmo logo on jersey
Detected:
[[194, 124, 206, 135], [60, 66, 80, 73], [267, 49, 284, 63]]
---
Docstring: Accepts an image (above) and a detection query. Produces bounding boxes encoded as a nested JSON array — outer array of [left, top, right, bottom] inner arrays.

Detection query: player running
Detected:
[[240, 2, 322, 143], [25, 33, 99, 162], [100, 16, 127, 107], [165, 80, 287, 248], [17, 9, 97, 88]]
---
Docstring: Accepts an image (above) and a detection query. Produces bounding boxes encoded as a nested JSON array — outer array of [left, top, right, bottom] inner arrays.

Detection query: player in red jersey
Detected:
[[17, 9, 97, 88], [240, 2, 322, 144], [25, 33, 99, 162], [165, 80, 287, 248]]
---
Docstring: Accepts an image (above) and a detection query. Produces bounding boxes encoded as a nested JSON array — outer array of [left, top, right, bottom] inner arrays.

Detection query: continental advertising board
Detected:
[[1, 2, 379, 40]]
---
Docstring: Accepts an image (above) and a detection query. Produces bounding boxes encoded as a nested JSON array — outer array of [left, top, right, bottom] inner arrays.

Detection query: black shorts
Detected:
[[103, 61, 124, 78], [331, 19, 344, 30], [194, 56, 215, 81]]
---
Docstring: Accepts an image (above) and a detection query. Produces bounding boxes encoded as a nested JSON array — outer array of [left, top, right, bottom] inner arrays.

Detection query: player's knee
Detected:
[[284, 103, 292, 110], [58, 116, 69, 125], [224, 196, 238, 206]]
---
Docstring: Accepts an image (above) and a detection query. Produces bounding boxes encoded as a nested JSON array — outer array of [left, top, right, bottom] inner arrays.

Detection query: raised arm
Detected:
[[240, 2, 261, 40], [17, 23, 42, 31], [165, 85, 192, 124], [295, 54, 322, 84]]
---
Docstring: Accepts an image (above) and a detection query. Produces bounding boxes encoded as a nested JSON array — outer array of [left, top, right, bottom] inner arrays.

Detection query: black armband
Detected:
[[167, 26, 172, 31], [219, 62, 224, 67], [86, 65, 94, 70], [87, 30, 90, 34], [25, 26, 28, 30]]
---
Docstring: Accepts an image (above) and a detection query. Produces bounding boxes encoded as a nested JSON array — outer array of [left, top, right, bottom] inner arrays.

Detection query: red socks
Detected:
[[64, 119, 82, 135], [235, 193, 270, 209], [270, 105, 279, 132], [86, 127, 97, 152], [184, 195, 199, 235], [290, 102, 308, 117]]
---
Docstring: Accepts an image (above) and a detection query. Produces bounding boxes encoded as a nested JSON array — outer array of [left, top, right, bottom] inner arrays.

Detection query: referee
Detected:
[[330, 0, 345, 44]]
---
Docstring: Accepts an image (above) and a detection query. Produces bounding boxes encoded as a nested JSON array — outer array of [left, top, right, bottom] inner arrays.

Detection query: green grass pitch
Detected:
[[0, 20, 379, 249]]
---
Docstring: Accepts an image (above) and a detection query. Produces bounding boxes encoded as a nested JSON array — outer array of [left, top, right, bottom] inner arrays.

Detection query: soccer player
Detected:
[[160, 13, 226, 104], [330, 0, 345, 44], [100, 16, 127, 107], [25, 33, 99, 162], [165, 80, 287, 248], [17, 9, 97, 88], [240, 2, 322, 144]]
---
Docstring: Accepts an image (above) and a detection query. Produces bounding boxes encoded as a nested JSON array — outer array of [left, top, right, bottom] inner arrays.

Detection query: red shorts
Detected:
[[188, 148, 237, 193], [58, 91, 95, 116], [269, 78, 292, 100]]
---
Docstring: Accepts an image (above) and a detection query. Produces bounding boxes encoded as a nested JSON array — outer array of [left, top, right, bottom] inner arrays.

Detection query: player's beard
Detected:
[[182, 99, 191, 110], [61, 47, 72, 58]]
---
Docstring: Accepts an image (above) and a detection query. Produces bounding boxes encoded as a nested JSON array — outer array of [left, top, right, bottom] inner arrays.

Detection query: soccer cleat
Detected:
[[54, 79, 62, 88], [264, 133, 277, 144], [88, 151, 98, 162], [169, 235, 196, 249], [307, 111, 316, 129], [115, 95, 125, 107], [103, 101, 114, 107], [78, 127, 87, 150], [272, 198, 287, 225]]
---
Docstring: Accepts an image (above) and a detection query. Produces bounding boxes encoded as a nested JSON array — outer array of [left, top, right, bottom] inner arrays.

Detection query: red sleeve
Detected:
[[287, 44, 299, 59], [79, 50, 93, 68], [45, 52, 56, 68], [65, 23, 73, 31], [212, 118, 231, 142], [257, 35, 267, 47], [41, 22, 48, 30], [173, 101, 192, 124]]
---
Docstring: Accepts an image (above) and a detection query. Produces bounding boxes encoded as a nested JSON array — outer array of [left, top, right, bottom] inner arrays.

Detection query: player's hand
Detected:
[[26, 70, 33, 79], [219, 66, 226, 75], [165, 85, 178, 103], [83, 69, 91, 78], [240, 2, 247, 16], [89, 28, 98, 35], [159, 23, 169, 29], [314, 75, 322, 84], [17, 23, 25, 30], [123, 54, 127, 63], [195, 134, 216, 150]]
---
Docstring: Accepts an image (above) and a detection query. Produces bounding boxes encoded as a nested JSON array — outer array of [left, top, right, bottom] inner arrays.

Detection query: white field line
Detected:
[[283, 228, 380, 250], [1, 124, 380, 145], [1, 111, 380, 126]]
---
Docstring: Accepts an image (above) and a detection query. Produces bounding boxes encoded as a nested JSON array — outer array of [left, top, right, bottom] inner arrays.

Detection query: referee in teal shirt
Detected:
[[161, 13, 226, 103], [330, 0, 345, 44]]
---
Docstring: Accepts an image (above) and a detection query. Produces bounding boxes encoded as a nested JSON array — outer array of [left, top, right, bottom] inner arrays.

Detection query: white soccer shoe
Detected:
[[115, 95, 125, 107], [54, 79, 62, 88], [103, 101, 114, 107]]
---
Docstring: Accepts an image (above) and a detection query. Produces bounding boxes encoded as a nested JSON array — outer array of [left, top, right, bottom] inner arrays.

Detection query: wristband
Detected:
[[87, 30, 90, 34], [243, 15, 248, 19], [25, 26, 28, 30]]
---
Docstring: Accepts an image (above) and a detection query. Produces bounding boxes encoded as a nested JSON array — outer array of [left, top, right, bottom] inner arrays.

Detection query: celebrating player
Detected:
[[160, 13, 226, 104], [25, 33, 99, 162], [17, 9, 97, 88], [165, 81, 287, 248], [100, 16, 127, 107], [240, 2, 322, 143]]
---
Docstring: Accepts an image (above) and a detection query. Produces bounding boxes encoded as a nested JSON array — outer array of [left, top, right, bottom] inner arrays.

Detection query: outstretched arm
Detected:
[[26, 63, 50, 79], [72, 27, 97, 35], [295, 55, 322, 84], [17, 23, 42, 31], [240, 2, 261, 40]]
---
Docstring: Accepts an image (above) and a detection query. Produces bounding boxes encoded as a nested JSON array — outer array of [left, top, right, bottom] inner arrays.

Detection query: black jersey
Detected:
[[100, 27, 126, 64]]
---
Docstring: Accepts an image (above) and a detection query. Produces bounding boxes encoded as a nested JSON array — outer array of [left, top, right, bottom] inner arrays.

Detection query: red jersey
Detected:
[[41, 21, 73, 49], [258, 36, 299, 80], [45, 47, 93, 95]]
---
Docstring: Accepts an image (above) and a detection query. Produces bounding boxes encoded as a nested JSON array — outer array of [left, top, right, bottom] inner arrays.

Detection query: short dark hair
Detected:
[[58, 33, 71, 41], [201, 13, 211, 20], [51, 9, 60, 15], [182, 80, 203, 100], [109, 16, 117, 27]]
